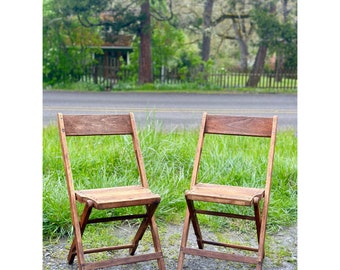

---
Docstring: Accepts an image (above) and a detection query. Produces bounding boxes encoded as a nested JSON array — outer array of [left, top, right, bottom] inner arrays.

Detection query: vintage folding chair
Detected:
[[57, 112, 165, 270], [177, 113, 278, 270]]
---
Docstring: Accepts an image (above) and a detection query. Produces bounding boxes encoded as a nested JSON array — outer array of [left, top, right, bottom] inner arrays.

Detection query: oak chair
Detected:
[[177, 113, 278, 270], [57, 112, 165, 270]]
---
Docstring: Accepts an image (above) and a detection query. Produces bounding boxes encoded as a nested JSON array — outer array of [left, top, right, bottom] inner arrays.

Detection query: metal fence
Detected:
[[80, 66, 297, 90]]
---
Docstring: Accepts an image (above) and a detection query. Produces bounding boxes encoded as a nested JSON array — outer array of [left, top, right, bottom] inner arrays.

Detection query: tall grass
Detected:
[[43, 124, 297, 238]]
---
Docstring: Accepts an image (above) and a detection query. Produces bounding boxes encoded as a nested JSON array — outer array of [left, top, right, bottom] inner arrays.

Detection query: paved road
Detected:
[[43, 91, 297, 130]]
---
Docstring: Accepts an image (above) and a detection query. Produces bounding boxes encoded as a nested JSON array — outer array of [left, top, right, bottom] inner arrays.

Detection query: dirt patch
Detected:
[[43, 224, 297, 269]]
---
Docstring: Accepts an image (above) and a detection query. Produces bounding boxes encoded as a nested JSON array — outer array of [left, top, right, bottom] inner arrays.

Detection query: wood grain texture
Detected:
[[62, 114, 132, 136], [205, 114, 274, 137]]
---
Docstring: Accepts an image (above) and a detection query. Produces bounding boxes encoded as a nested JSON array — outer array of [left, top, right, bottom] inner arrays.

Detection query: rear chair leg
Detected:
[[254, 197, 266, 262], [186, 199, 204, 249], [253, 197, 262, 243]]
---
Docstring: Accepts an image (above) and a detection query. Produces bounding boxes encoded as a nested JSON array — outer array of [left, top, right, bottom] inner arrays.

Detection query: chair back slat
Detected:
[[205, 115, 273, 137], [62, 114, 132, 136]]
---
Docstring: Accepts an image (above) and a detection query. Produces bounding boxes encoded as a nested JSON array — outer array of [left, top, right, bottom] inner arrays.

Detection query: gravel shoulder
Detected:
[[43, 223, 297, 270]]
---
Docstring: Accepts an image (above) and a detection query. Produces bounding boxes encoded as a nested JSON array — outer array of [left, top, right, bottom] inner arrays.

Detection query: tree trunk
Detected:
[[246, 45, 267, 87], [246, 2, 276, 87], [275, 53, 284, 82], [275, 0, 288, 82], [200, 0, 214, 71], [232, 18, 248, 72], [138, 0, 153, 84]]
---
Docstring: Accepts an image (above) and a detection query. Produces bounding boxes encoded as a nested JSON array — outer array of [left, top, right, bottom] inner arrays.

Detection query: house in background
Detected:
[[91, 34, 134, 81]]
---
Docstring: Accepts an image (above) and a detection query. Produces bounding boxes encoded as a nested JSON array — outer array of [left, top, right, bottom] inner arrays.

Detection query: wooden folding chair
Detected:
[[57, 112, 166, 270], [177, 113, 278, 270]]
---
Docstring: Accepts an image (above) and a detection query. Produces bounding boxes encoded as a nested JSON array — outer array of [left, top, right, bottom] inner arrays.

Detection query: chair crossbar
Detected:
[[202, 240, 258, 252], [195, 209, 256, 221], [87, 214, 147, 224], [182, 247, 258, 264], [81, 252, 163, 270], [83, 244, 135, 255]]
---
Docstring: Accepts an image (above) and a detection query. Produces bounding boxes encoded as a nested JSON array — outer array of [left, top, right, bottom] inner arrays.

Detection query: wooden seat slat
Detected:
[[186, 183, 264, 206], [76, 186, 161, 209]]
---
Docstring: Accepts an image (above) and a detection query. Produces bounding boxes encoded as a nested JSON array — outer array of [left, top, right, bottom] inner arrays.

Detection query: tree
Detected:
[[120, 19, 199, 83], [61, 0, 176, 85], [247, 1, 277, 87], [173, 0, 252, 71], [246, 0, 297, 86], [138, 1, 153, 84], [201, 0, 214, 64], [56, 0, 149, 84], [274, 0, 297, 80], [43, 0, 297, 87], [43, 0, 102, 85], [215, 0, 253, 71]]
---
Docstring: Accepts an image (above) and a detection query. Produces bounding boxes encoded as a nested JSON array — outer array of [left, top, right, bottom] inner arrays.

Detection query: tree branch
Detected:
[[216, 32, 236, 40], [150, 0, 173, 22], [212, 13, 249, 27]]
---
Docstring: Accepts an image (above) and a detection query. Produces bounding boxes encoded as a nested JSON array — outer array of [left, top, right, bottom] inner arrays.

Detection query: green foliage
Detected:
[[43, 125, 297, 237], [43, 0, 297, 87], [117, 40, 140, 82], [46, 81, 103, 91], [280, 21, 297, 70], [250, 3, 297, 70], [250, 7, 280, 47], [118, 20, 202, 83], [43, 0, 103, 86], [152, 20, 186, 69]]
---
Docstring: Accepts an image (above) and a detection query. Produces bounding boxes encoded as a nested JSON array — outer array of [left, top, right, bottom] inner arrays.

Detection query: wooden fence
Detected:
[[80, 66, 297, 90]]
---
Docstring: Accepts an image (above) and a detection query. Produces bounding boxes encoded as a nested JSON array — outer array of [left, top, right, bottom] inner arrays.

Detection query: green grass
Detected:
[[43, 123, 297, 238], [45, 78, 297, 93]]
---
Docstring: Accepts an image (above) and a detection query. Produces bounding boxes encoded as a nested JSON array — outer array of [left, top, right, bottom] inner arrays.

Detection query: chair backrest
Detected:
[[57, 113, 149, 190], [205, 114, 275, 137], [61, 114, 134, 136], [190, 113, 278, 192]]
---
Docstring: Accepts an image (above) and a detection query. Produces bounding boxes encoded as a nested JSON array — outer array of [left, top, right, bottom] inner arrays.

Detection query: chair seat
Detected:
[[76, 186, 161, 210], [185, 183, 264, 206]]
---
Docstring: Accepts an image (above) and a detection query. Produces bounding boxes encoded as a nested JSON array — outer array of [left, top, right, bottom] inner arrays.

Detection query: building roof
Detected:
[[101, 34, 134, 49]]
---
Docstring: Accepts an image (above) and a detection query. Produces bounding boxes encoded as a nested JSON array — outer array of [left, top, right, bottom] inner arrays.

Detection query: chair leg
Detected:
[[129, 202, 165, 270], [186, 199, 204, 249], [149, 216, 166, 270], [68, 200, 93, 265], [177, 208, 190, 270], [129, 202, 159, 255], [254, 197, 267, 266], [258, 224, 266, 263], [253, 197, 262, 243], [256, 262, 263, 270], [254, 197, 268, 264]]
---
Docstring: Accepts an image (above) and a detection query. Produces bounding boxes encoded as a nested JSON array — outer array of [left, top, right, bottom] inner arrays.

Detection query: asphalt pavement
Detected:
[[43, 91, 297, 130]]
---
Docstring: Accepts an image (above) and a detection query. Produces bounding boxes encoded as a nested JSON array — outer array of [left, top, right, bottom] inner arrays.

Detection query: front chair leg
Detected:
[[256, 261, 263, 270], [129, 202, 159, 255], [68, 200, 93, 264], [149, 216, 166, 270], [177, 208, 191, 270]]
